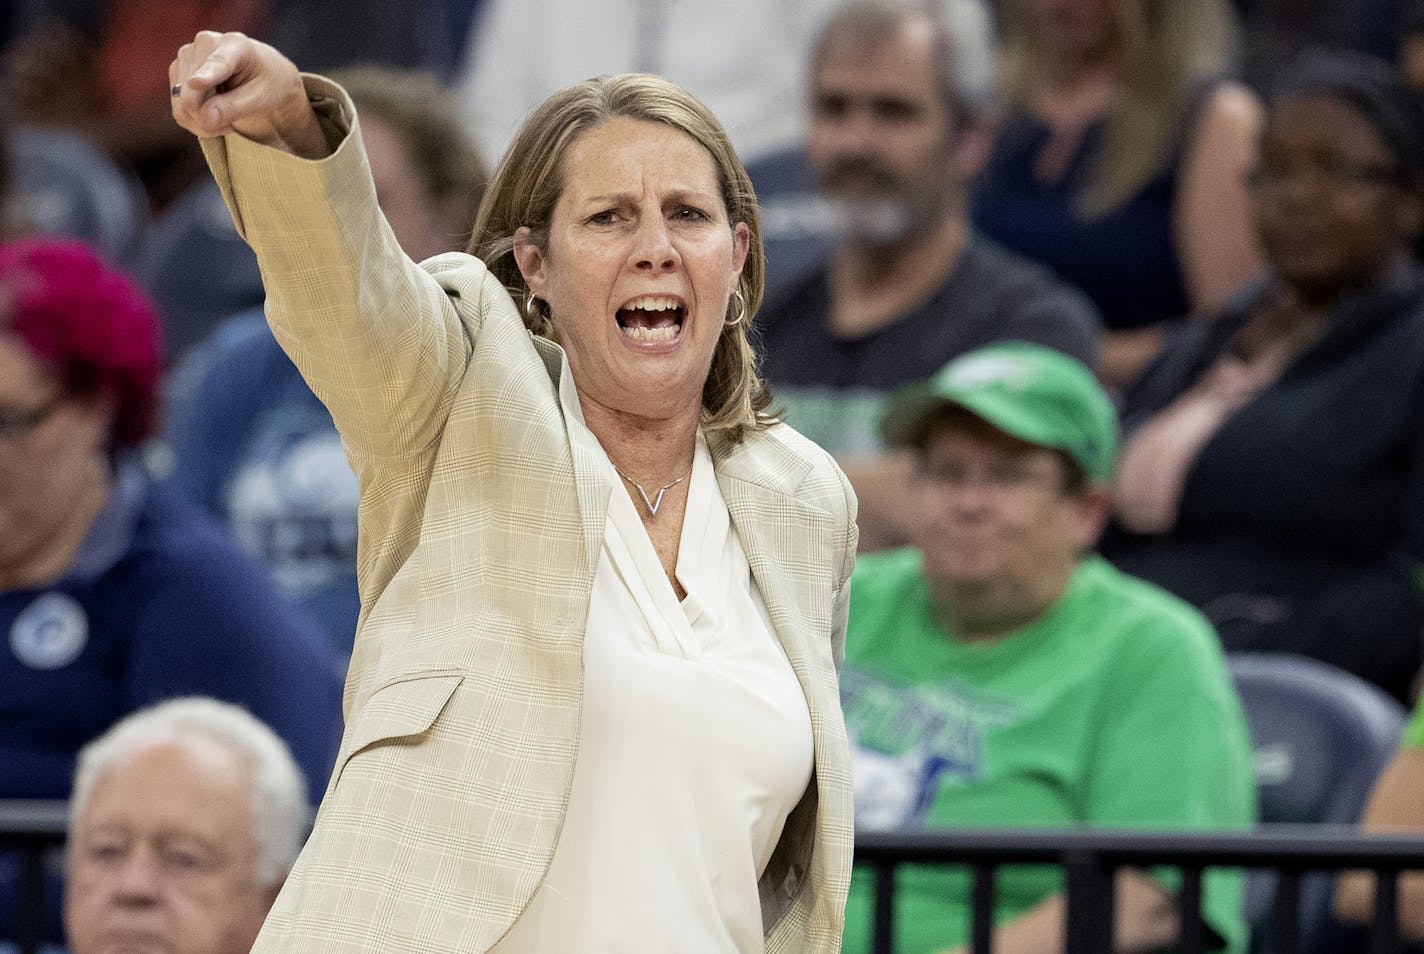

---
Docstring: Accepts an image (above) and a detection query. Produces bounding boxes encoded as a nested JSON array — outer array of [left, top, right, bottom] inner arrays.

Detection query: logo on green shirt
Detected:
[[842, 667, 1021, 829]]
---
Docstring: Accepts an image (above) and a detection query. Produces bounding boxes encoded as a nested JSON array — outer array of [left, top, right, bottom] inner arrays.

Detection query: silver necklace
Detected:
[[613, 465, 689, 517]]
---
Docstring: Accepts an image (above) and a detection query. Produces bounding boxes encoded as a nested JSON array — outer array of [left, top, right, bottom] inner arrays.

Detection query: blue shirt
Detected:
[[972, 101, 1200, 331], [165, 310, 361, 654]]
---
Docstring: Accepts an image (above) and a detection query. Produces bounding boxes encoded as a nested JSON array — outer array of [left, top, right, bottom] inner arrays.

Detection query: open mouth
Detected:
[[616, 295, 686, 343]]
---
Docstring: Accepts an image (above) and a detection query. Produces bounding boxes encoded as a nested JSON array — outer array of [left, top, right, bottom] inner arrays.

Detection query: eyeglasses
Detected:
[[913, 460, 1065, 496], [0, 392, 66, 441], [1247, 160, 1406, 194]]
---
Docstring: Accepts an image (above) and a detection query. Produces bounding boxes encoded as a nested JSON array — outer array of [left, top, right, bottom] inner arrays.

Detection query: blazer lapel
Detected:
[[531, 334, 612, 582], [712, 432, 832, 655]]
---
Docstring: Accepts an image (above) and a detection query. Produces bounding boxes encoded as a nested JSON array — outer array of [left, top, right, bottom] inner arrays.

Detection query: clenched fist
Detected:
[[169, 31, 330, 159]]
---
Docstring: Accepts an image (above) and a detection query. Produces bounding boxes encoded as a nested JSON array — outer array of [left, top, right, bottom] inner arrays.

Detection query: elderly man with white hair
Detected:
[[62, 697, 308, 954]]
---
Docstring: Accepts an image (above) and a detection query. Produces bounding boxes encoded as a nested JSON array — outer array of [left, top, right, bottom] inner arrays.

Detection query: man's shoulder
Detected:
[[844, 549, 927, 663], [1071, 557, 1223, 661], [932, 236, 1103, 366], [849, 548, 924, 599], [1077, 556, 1212, 624], [121, 482, 268, 578], [954, 235, 1096, 314], [756, 262, 831, 328]]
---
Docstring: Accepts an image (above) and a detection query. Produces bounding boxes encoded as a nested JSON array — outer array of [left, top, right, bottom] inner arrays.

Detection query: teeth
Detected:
[[622, 324, 679, 342], [623, 295, 682, 312]]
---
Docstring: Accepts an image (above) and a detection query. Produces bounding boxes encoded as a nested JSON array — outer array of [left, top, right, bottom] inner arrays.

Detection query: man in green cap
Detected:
[[839, 342, 1256, 953]]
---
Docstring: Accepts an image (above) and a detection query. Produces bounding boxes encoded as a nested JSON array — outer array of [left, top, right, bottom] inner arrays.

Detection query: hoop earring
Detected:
[[524, 291, 542, 318], [725, 289, 747, 328]]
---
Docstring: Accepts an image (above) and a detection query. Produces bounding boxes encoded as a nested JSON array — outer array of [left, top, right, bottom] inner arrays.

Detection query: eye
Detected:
[[163, 849, 203, 871], [586, 209, 619, 226], [86, 842, 127, 864], [814, 93, 850, 120], [985, 462, 1026, 488], [671, 206, 708, 222], [160, 844, 216, 872], [872, 98, 919, 123], [918, 463, 968, 486]]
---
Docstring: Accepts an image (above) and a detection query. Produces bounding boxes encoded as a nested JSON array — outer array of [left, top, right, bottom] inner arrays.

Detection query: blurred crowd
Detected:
[[7, 0, 1424, 951]]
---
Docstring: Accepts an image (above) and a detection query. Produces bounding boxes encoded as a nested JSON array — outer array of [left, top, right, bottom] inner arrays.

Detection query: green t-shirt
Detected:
[[1403, 698, 1424, 748], [841, 551, 1257, 954], [774, 386, 889, 457]]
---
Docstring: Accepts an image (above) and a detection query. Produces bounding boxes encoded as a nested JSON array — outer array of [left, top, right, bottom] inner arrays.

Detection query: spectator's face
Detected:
[[913, 414, 1103, 624], [64, 738, 276, 954], [1251, 94, 1420, 300], [514, 116, 749, 426], [364, 115, 467, 262], [809, 16, 957, 243], [1023, 0, 1118, 63], [0, 331, 114, 574]]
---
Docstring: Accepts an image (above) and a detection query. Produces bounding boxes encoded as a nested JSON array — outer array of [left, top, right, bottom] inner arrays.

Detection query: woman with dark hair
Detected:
[[168, 26, 857, 952], [0, 238, 341, 796], [1105, 52, 1424, 702]]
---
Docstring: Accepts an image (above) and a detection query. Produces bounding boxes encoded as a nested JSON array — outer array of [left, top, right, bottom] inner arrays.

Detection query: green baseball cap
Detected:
[[881, 342, 1119, 481]]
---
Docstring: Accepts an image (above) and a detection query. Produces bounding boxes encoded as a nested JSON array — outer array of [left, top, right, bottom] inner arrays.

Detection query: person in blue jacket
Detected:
[[0, 236, 343, 942], [0, 237, 342, 799]]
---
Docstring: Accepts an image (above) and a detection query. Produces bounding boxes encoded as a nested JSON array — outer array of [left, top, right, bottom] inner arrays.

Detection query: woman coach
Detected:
[[168, 30, 858, 954]]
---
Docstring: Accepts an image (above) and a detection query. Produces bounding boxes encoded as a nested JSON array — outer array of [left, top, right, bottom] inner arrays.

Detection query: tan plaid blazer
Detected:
[[202, 79, 857, 952]]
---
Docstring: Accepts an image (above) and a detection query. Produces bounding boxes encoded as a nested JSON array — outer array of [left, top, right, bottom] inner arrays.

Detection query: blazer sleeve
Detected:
[[197, 75, 497, 468], [829, 459, 860, 669]]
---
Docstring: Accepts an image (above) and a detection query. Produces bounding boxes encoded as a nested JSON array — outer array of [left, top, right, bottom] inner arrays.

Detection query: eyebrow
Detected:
[[578, 188, 722, 207], [155, 830, 226, 856], [77, 823, 130, 841]]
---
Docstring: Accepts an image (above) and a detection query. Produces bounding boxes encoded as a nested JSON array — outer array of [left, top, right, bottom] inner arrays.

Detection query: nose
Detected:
[[1267, 172, 1316, 208], [938, 474, 1000, 521], [633, 217, 678, 272], [948, 486, 996, 522], [917, 477, 994, 532], [110, 852, 162, 905], [844, 114, 882, 155]]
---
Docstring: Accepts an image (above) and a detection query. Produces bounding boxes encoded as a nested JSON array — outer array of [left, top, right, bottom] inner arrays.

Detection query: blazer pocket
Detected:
[[331, 670, 464, 791]]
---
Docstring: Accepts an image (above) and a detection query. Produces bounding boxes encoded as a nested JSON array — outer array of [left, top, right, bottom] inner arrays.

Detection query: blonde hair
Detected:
[[1000, 0, 1238, 218], [467, 73, 774, 441]]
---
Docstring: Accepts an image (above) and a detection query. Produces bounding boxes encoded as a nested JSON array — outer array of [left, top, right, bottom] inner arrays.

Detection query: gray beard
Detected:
[[824, 195, 915, 246]]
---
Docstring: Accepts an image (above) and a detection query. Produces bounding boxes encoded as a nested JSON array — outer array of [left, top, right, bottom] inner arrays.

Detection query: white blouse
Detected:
[[490, 366, 815, 953]]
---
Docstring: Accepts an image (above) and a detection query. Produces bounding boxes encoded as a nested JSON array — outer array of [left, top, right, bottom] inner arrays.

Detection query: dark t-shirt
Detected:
[[757, 235, 1101, 455]]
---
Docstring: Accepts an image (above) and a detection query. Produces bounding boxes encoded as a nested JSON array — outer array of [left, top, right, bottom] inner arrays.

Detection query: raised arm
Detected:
[[166, 33, 490, 468], [166, 33, 525, 625]]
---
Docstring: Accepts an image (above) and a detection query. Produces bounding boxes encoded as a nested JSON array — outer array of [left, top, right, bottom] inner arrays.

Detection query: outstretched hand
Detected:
[[169, 31, 330, 159]]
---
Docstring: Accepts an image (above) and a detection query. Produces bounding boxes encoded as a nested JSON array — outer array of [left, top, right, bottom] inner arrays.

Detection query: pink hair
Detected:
[[0, 239, 162, 447]]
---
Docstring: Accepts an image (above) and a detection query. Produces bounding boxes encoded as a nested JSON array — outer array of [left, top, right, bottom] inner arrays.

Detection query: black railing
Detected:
[[0, 800, 67, 954], [8, 806, 1424, 954], [856, 826, 1424, 954]]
